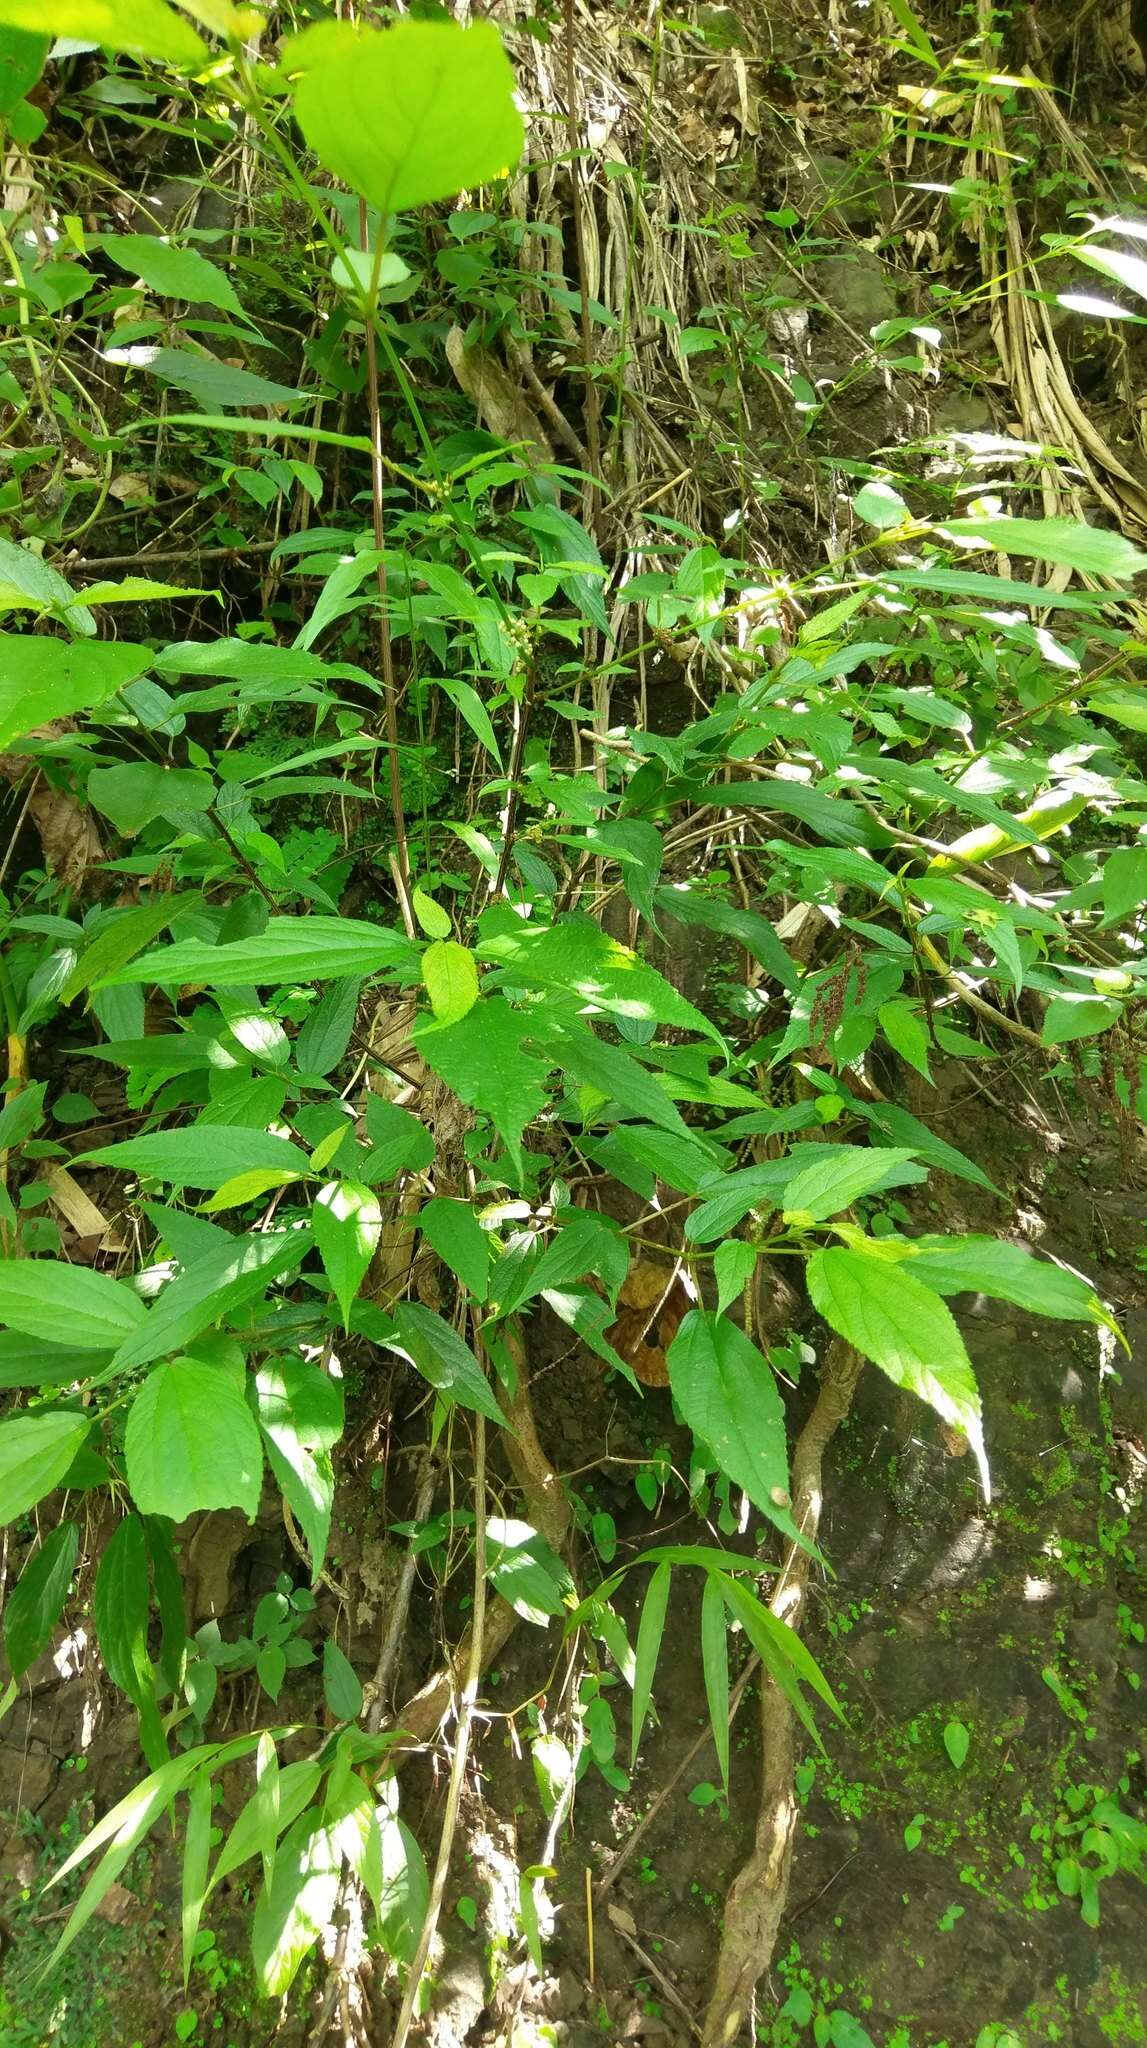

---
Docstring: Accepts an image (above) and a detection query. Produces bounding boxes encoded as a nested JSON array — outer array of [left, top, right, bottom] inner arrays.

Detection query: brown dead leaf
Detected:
[[39, 1165, 126, 1251], [445, 326, 553, 461], [93, 1881, 136, 1925], [0, 740, 105, 890], [605, 1259, 692, 1387], [108, 471, 152, 504]]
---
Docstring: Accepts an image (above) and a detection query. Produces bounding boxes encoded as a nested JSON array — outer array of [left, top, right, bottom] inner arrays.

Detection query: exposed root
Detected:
[[387, 1353, 572, 1753], [700, 1340, 864, 2048], [364, 1454, 438, 1733], [390, 1416, 488, 2048]]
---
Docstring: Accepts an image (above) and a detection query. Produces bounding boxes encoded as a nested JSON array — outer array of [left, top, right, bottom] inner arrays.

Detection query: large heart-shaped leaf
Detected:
[[125, 1355, 263, 1520], [284, 18, 523, 216]]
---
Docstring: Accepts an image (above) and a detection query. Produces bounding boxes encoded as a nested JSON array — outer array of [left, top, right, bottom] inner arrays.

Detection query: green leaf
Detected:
[[312, 1180, 381, 1328], [941, 516, 1147, 581], [87, 763, 214, 835], [412, 888, 451, 940], [479, 914, 720, 1043], [0, 1333, 107, 1390], [200, 1168, 299, 1213], [902, 1235, 1111, 1327], [534, 1015, 690, 1139], [1042, 993, 1120, 1045], [700, 1574, 730, 1795], [781, 1146, 921, 1226], [851, 1099, 998, 1194], [685, 1159, 806, 1243], [717, 779, 885, 849], [255, 1357, 341, 1579], [61, 896, 193, 1001], [0, 1258, 145, 1349], [125, 1356, 263, 1519], [879, 566, 1107, 611], [4, 1520, 78, 1679], [251, 1816, 341, 1998], [322, 1640, 363, 1721], [103, 916, 416, 988], [103, 233, 245, 316], [78, 1125, 309, 1193], [146, 1516, 187, 1693], [630, 1561, 671, 1766], [666, 1311, 800, 1543], [854, 479, 910, 529], [421, 938, 479, 1023], [0, 537, 93, 631], [0, 0, 208, 63], [418, 1197, 489, 1301], [381, 1302, 504, 1424], [0, 634, 151, 749], [1087, 688, 1147, 732], [284, 17, 523, 215], [415, 997, 550, 1169], [208, 1756, 321, 1899], [180, 1772, 213, 1987], [806, 1245, 988, 1495], [295, 978, 361, 1077], [882, 0, 938, 62], [0, 25, 47, 115], [93, 1514, 153, 1702], [516, 503, 608, 632], [520, 1213, 627, 1313], [362, 1095, 435, 1183], [436, 676, 501, 765], [655, 885, 800, 993], [719, 1574, 837, 1745], [257, 1644, 286, 1701], [139, 347, 306, 413], [877, 1000, 933, 1080], [0, 1079, 44, 1152], [713, 1240, 756, 1316], [377, 1813, 429, 1965], [44, 1748, 225, 1973], [1101, 847, 1147, 926], [598, 1122, 731, 1197], [828, 2014, 877, 2048], [943, 1718, 970, 1769], [486, 1516, 573, 1624], [111, 1229, 309, 1374], [79, 577, 209, 607], [1074, 242, 1147, 307]]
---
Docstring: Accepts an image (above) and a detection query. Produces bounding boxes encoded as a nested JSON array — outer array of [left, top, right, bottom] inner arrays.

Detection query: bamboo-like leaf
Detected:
[[630, 1561, 672, 1767], [181, 1772, 213, 1985], [699, 1573, 730, 1795]]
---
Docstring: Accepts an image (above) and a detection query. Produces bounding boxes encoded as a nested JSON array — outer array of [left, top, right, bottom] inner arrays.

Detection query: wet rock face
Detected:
[[780, 150, 892, 233], [812, 250, 900, 338], [768, 1093, 1147, 2048]]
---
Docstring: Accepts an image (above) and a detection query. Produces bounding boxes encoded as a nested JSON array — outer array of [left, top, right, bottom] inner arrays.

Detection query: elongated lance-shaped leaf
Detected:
[[700, 1573, 731, 1795], [181, 1772, 213, 1986], [630, 1561, 672, 1768]]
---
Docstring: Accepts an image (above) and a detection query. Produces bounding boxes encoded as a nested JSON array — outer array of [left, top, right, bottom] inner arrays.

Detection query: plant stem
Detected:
[[563, 0, 601, 511], [701, 1341, 865, 2048], [389, 1415, 486, 2048], [360, 204, 414, 936]]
